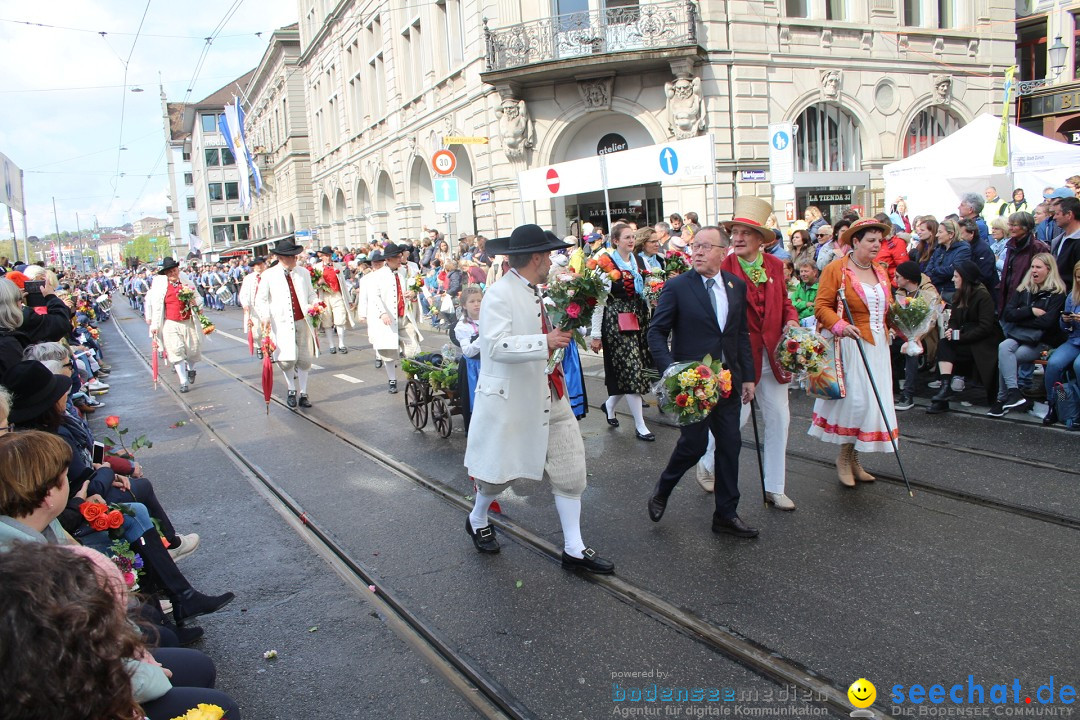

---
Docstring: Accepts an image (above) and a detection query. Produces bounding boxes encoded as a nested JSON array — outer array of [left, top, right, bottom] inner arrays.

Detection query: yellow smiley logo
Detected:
[[848, 678, 876, 708]]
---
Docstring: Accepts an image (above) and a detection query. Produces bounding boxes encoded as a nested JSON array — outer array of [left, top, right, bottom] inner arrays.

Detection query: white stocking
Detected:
[[625, 394, 651, 435], [605, 394, 624, 418], [469, 492, 498, 531], [296, 368, 310, 394], [282, 369, 296, 392], [174, 364, 188, 384], [554, 495, 586, 558], [335, 326, 345, 346]]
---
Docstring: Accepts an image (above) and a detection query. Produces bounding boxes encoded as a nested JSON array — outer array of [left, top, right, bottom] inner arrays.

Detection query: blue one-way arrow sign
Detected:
[[659, 147, 679, 176], [433, 177, 460, 213]]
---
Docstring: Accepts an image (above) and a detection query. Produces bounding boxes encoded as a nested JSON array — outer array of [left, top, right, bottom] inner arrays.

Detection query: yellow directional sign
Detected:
[[443, 136, 489, 145]]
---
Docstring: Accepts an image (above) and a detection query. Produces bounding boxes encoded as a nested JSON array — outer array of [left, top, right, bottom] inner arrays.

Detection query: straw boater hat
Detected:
[[721, 196, 775, 243], [839, 218, 892, 246]]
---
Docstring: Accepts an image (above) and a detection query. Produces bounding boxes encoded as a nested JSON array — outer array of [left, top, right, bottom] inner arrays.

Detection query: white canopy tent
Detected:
[[883, 113, 1080, 221]]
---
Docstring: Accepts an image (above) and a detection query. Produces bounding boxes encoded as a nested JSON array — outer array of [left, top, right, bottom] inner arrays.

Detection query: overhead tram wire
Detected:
[[106, 0, 153, 219], [0, 16, 267, 40]]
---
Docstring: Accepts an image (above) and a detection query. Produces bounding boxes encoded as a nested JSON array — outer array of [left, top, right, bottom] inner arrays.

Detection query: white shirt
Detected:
[[701, 272, 729, 332]]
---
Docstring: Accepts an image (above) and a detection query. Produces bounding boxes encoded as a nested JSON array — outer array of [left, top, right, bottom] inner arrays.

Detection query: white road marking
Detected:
[[334, 373, 364, 384], [215, 330, 246, 344], [311, 363, 324, 370]]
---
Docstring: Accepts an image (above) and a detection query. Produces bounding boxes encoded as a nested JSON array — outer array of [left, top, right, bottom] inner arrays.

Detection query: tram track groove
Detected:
[[109, 311, 880, 720]]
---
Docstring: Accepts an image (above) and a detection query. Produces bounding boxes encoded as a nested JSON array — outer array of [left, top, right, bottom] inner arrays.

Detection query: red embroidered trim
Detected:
[[811, 413, 899, 443]]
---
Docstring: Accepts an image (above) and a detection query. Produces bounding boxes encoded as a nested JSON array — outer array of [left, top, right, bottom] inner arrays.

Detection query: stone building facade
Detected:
[[295, 0, 1016, 241], [244, 24, 317, 245]]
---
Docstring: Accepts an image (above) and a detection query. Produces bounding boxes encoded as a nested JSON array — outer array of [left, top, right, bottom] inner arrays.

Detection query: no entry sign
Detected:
[[546, 168, 560, 193]]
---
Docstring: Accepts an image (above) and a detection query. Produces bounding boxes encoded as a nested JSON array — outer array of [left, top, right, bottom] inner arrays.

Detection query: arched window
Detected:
[[795, 103, 862, 172], [904, 107, 962, 157]]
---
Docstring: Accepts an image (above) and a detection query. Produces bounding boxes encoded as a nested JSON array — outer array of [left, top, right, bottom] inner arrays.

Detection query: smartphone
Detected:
[[23, 280, 44, 294], [92, 441, 105, 464]]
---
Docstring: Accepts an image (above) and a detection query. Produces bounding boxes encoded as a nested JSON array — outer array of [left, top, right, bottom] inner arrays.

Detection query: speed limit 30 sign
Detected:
[[432, 149, 456, 176]]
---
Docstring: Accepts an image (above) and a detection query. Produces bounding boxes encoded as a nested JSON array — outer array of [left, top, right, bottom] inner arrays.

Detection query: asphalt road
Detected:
[[98, 299, 1079, 719]]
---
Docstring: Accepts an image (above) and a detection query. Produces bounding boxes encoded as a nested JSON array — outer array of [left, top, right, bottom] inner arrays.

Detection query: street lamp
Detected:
[[1018, 36, 1070, 95]]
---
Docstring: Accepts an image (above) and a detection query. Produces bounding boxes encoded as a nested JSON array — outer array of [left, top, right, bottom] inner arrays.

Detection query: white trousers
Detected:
[[699, 358, 790, 494]]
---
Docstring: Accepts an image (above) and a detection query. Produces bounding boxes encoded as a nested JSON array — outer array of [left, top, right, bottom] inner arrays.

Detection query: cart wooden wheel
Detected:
[[405, 379, 428, 430], [432, 395, 453, 438]]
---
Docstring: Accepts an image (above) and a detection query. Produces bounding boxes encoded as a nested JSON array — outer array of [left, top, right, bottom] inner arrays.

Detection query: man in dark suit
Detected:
[[646, 225, 759, 538]]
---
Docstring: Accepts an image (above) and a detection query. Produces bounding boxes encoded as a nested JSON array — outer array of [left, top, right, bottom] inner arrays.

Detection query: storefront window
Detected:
[[795, 103, 862, 172]]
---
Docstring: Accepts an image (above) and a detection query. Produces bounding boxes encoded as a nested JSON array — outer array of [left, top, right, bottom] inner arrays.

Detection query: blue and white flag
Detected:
[[218, 97, 256, 211]]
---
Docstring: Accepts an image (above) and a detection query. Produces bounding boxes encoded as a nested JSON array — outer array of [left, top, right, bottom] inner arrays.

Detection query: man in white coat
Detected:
[[238, 256, 266, 356], [355, 251, 384, 369], [315, 246, 354, 354], [365, 243, 422, 393], [463, 224, 614, 575], [146, 258, 203, 392], [254, 237, 320, 408]]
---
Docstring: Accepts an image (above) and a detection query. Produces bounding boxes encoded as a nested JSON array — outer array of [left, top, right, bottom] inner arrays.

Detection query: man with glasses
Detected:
[[646, 224, 758, 538], [1053, 196, 1080, 294]]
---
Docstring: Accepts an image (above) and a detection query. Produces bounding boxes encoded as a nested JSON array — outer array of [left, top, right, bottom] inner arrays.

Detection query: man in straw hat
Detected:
[[707, 195, 801, 511], [315, 246, 354, 354], [365, 242, 423, 393], [255, 236, 320, 408], [146, 257, 204, 393], [646, 221, 758, 538], [463, 224, 614, 574]]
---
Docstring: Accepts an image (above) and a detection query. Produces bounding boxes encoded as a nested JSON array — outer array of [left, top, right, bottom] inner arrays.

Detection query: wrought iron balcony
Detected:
[[484, 1, 699, 74]]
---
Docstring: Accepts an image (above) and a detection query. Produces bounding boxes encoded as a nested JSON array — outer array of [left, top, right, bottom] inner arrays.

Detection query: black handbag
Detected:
[[1000, 321, 1042, 344]]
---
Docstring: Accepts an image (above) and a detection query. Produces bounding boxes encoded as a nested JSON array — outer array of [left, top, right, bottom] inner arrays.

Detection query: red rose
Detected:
[[89, 515, 110, 532], [586, 297, 598, 307], [104, 415, 121, 429], [565, 302, 581, 319], [675, 393, 690, 407], [80, 502, 106, 522], [696, 365, 712, 378], [106, 510, 125, 530], [785, 339, 800, 353]]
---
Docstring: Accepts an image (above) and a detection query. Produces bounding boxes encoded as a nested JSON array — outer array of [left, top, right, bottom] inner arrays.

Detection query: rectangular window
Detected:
[[237, 224, 250, 241], [1017, 23, 1048, 81], [350, 76, 364, 129], [221, 147, 236, 165], [401, 18, 423, 96], [204, 148, 220, 166], [208, 183, 223, 201], [213, 224, 236, 245], [188, 222, 198, 236], [784, 0, 808, 17], [937, 0, 955, 28], [903, 0, 923, 26], [183, 172, 193, 185], [182, 151, 191, 161], [826, 0, 846, 21], [282, 98, 289, 136], [225, 182, 239, 201], [201, 114, 217, 133], [186, 197, 196, 210]]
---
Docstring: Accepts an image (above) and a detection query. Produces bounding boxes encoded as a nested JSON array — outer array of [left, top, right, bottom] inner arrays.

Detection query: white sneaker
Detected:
[[168, 533, 200, 561], [950, 376, 965, 392], [766, 492, 796, 511], [86, 380, 110, 391], [696, 464, 715, 493]]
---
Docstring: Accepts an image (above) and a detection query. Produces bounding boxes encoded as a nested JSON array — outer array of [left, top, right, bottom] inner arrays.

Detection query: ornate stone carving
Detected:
[[495, 97, 535, 160], [578, 76, 613, 111], [820, 69, 842, 100], [664, 74, 706, 139], [931, 74, 952, 104]]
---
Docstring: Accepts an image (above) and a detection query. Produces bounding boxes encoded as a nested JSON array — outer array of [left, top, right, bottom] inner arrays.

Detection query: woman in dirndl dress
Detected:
[[589, 222, 654, 441], [808, 218, 899, 487]]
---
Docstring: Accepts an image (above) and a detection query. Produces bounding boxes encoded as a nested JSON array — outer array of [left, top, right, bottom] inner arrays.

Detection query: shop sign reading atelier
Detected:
[[596, 133, 629, 155]]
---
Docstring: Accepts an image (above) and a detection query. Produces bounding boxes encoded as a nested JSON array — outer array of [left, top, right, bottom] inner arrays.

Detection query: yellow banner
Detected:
[[993, 66, 1017, 168], [443, 136, 489, 145]]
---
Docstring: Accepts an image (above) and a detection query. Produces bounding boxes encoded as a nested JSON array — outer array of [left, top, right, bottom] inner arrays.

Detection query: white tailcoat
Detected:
[[365, 264, 423, 351], [254, 263, 320, 363], [463, 272, 553, 485]]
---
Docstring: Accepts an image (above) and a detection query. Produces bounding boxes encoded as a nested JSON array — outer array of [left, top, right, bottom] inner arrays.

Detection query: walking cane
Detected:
[[838, 284, 914, 497], [749, 399, 767, 506]]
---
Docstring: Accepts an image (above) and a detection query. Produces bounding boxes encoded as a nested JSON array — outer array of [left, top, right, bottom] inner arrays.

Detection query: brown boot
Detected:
[[851, 449, 876, 483], [836, 445, 856, 487]]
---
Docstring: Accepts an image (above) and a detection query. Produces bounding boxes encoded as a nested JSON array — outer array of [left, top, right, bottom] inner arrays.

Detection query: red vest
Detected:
[[164, 283, 189, 322]]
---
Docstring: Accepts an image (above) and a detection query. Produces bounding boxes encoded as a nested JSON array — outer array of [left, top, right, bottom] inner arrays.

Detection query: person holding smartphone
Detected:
[[1043, 259, 1080, 425], [0, 268, 72, 347]]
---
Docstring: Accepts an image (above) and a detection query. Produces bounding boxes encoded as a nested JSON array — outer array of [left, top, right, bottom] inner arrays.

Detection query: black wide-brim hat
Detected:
[[318, 246, 334, 256], [158, 257, 180, 274], [486, 224, 572, 256], [382, 242, 405, 258], [4, 361, 71, 425], [248, 256, 267, 267], [271, 236, 304, 256]]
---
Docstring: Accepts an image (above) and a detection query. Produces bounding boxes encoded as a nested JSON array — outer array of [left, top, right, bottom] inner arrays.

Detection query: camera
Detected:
[[23, 280, 44, 294]]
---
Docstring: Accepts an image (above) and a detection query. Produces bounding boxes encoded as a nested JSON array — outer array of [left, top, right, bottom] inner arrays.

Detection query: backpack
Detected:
[[1054, 381, 1080, 430]]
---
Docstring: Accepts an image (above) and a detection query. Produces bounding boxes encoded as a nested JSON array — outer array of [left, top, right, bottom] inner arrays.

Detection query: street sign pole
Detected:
[[600, 155, 612, 233], [710, 136, 719, 225]]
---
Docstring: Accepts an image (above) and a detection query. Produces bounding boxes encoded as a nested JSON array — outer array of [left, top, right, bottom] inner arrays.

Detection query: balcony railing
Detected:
[[484, 1, 698, 73]]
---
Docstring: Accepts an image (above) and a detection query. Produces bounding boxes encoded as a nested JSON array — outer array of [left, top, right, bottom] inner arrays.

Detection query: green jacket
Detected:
[[790, 281, 818, 320]]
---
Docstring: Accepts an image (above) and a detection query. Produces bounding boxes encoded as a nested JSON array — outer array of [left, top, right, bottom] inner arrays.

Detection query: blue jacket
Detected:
[[925, 241, 972, 294], [1061, 295, 1080, 346]]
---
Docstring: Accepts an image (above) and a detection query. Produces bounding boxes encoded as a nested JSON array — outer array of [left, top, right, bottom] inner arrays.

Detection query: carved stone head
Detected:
[[820, 69, 842, 100], [931, 74, 952, 104]]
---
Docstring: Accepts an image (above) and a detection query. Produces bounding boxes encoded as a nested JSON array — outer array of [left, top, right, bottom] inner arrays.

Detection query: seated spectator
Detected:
[[789, 259, 818, 323], [958, 217, 1000, 298], [1044, 259, 1080, 425], [812, 224, 833, 261], [999, 211, 1050, 314], [988, 253, 1067, 417], [925, 219, 971, 300], [0, 273, 74, 375], [892, 262, 941, 411], [816, 218, 853, 270], [928, 261, 1002, 414]]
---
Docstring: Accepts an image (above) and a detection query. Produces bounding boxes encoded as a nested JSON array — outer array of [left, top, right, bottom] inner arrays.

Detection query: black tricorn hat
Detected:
[[271, 236, 304, 256], [369, 250, 384, 262], [485, 224, 572, 256], [158, 257, 180, 274]]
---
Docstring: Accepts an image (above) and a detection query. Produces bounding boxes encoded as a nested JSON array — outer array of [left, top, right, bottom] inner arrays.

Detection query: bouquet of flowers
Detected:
[[307, 301, 329, 330], [177, 287, 215, 334], [653, 354, 733, 425], [107, 539, 144, 590], [308, 266, 331, 293], [642, 269, 667, 308], [79, 501, 133, 536], [774, 326, 829, 381], [408, 275, 425, 294], [663, 249, 691, 277], [542, 270, 609, 373], [887, 292, 939, 356], [168, 704, 227, 720]]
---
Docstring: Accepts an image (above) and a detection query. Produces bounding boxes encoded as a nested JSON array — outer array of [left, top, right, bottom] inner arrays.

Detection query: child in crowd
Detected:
[[454, 285, 483, 426], [790, 259, 820, 326]]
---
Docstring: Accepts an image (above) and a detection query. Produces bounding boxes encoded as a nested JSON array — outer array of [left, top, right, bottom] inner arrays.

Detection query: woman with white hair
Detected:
[[0, 271, 72, 354]]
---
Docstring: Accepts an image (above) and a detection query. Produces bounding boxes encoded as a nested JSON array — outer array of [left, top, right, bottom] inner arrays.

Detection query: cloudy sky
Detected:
[[0, 0, 298, 237]]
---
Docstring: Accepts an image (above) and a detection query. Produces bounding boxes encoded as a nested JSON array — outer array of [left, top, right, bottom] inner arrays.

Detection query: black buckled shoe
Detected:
[[711, 515, 760, 539], [388, 380, 398, 394], [187, 369, 196, 384], [328, 346, 337, 354], [561, 547, 615, 574], [286, 391, 298, 408], [298, 394, 312, 408], [466, 516, 500, 554], [647, 493, 667, 522], [339, 345, 348, 354], [172, 589, 235, 625], [375, 358, 383, 369]]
